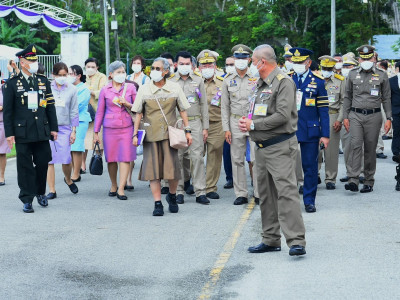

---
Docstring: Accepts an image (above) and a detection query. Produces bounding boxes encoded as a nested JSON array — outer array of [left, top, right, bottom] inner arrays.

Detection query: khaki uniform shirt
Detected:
[[249, 67, 298, 142], [169, 72, 209, 129], [204, 75, 224, 122], [325, 73, 345, 122], [131, 80, 190, 142], [221, 69, 258, 132], [85, 71, 108, 110], [343, 66, 392, 119]]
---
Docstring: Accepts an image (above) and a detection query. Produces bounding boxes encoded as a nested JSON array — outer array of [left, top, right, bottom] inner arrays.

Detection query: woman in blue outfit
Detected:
[[69, 65, 91, 182]]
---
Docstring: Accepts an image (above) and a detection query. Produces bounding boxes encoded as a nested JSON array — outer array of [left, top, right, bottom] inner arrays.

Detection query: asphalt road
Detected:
[[0, 140, 399, 300]]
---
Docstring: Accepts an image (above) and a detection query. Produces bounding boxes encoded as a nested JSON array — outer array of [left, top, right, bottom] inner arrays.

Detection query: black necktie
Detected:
[[28, 76, 34, 89], [299, 74, 304, 84]]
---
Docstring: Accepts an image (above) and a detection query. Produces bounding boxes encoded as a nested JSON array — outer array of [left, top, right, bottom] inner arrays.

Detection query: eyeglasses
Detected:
[[151, 66, 162, 71]]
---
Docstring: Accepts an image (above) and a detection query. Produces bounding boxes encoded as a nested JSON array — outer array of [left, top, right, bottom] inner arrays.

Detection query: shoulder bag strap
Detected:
[[154, 97, 169, 126]]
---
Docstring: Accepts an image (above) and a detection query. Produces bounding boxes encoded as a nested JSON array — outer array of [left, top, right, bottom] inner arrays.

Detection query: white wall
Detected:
[[60, 32, 90, 69]]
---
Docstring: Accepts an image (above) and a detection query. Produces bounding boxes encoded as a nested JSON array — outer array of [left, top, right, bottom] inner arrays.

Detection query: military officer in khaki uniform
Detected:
[[169, 51, 210, 205], [221, 44, 259, 205], [317, 56, 346, 190], [239, 44, 306, 256], [343, 45, 392, 193], [197, 50, 225, 199]]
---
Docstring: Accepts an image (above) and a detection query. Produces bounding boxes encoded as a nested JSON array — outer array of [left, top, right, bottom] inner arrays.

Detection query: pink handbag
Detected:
[[155, 97, 188, 149]]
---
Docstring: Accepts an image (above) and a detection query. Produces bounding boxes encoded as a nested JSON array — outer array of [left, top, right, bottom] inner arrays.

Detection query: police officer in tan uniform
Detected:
[[239, 44, 306, 256], [343, 45, 392, 193], [318, 55, 346, 190], [169, 51, 210, 204], [197, 50, 225, 199], [221, 44, 259, 205]]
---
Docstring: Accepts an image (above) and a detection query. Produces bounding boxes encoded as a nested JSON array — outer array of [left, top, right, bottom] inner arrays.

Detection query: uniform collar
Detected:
[[150, 79, 174, 94], [262, 66, 280, 86]]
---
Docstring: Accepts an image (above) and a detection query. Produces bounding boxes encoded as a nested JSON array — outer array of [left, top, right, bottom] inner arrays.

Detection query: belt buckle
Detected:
[[361, 109, 368, 115]]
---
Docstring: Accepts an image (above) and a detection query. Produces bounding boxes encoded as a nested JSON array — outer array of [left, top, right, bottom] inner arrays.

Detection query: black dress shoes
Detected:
[[393, 155, 400, 163], [376, 153, 387, 159], [254, 197, 260, 205], [64, 178, 78, 194], [161, 187, 169, 195], [117, 193, 128, 200], [46, 192, 57, 200], [299, 185, 304, 194], [340, 176, 349, 182], [289, 245, 306, 256], [345, 182, 359, 192], [359, 176, 365, 184], [326, 182, 335, 190], [176, 194, 184, 204], [80, 169, 86, 174], [248, 243, 281, 253], [72, 176, 81, 182], [233, 197, 248, 205], [23, 203, 34, 213], [166, 193, 179, 213], [185, 184, 195, 195], [0, 181, 5, 186], [108, 191, 117, 197], [124, 185, 134, 191], [224, 180, 233, 189], [196, 195, 210, 205], [153, 201, 164, 216], [206, 192, 219, 199], [305, 204, 316, 213], [37, 195, 48, 207], [360, 185, 373, 193]]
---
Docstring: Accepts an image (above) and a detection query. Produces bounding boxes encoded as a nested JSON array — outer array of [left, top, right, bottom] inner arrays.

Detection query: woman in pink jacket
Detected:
[[94, 61, 137, 200]]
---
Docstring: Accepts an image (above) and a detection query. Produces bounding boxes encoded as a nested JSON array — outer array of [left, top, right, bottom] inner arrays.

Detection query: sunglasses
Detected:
[[151, 66, 163, 71]]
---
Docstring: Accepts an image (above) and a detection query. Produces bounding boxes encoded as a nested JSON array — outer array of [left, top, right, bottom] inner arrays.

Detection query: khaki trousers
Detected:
[[206, 121, 225, 193], [177, 118, 206, 196], [318, 113, 341, 183], [256, 136, 306, 247], [341, 125, 364, 176], [348, 111, 382, 186], [295, 144, 304, 185], [230, 116, 259, 198]]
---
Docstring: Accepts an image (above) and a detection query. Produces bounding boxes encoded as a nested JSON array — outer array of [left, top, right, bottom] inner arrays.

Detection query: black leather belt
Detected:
[[351, 107, 381, 115], [255, 132, 296, 149]]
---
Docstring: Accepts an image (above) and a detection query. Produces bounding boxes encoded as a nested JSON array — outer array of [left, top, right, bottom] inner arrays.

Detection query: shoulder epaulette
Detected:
[[216, 75, 224, 81], [276, 73, 285, 81], [216, 67, 223, 72], [287, 71, 294, 75], [334, 73, 345, 81], [168, 73, 175, 79], [312, 72, 324, 80], [194, 71, 202, 77]]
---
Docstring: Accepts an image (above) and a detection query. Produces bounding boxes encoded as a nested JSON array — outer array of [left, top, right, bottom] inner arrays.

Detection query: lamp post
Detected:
[[103, 0, 110, 74], [331, 0, 336, 56]]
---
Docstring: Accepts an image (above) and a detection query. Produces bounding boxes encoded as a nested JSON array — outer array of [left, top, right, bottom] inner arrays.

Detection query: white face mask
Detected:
[[293, 64, 307, 75], [285, 61, 293, 71], [67, 76, 77, 84], [86, 67, 96, 76], [335, 62, 343, 69], [360, 61, 374, 71], [27, 61, 39, 74], [234, 59, 248, 70], [201, 68, 215, 79], [249, 61, 261, 77], [178, 65, 192, 76], [113, 73, 126, 83], [150, 70, 163, 82], [55, 76, 67, 86], [131, 64, 142, 74], [169, 66, 175, 74], [341, 68, 351, 78], [225, 66, 235, 74], [321, 70, 333, 78]]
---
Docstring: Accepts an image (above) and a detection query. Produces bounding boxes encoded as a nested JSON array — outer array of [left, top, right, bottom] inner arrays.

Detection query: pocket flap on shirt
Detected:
[[307, 120, 320, 128], [14, 120, 27, 127]]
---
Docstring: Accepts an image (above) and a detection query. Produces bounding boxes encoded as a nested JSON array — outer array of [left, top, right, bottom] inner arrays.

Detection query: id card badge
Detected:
[[187, 96, 196, 104], [328, 95, 335, 103], [27, 91, 38, 110], [210, 97, 221, 107], [296, 90, 303, 111], [306, 98, 316, 106], [371, 88, 379, 96], [55, 97, 66, 107], [112, 97, 121, 107], [254, 104, 268, 116]]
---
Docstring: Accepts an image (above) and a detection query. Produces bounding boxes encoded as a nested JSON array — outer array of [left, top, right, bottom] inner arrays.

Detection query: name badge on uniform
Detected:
[[306, 98, 316, 106], [210, 91, 222, 107], [27, 91, 38, 110], [371, 88, 379, 96], [328, 95, 335, 103], [39, 100, 47, 108], [187, 96, 196, 104], [112, 97, 121, 107], [296, 90, 303, 111], [254, 104, 268, 116], [55, 96, 66, 107]]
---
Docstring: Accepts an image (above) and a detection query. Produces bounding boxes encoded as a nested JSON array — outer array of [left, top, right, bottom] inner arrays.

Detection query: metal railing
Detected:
[[0, 55, 60, 79]]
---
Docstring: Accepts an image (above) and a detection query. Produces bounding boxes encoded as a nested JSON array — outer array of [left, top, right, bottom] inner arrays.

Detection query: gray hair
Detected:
[[191, 56, 198, 68], [109, 60, 126, 73], [153, 57, 170, 70], [253, 44, 277, 63]]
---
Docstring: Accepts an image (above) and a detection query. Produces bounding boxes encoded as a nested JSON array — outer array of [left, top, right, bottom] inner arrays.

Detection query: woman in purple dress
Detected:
[[0, 80, 11, 186], [46, 62, 79, 199], [94, 61, 137, 200]]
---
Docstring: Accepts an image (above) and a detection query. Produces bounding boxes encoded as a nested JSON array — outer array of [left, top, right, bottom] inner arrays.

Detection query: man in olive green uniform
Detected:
[[3, 44, 58, 213], [221, 44, 259, 205], [169, 51, 210, 204], [239, 44, 306, 256], [197, 50, 225, 199], [343, 45, 392, 193], [318, 56, 346, 190]]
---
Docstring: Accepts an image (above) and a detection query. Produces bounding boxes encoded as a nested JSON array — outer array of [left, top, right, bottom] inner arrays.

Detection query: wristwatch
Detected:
[[185, 129, 192, 134], [387, 117, 393, 122], [250, 121, 255, 131]]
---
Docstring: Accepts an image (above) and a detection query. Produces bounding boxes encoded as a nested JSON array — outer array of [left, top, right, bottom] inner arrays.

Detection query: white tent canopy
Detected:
[[0, 44, 22, 60]]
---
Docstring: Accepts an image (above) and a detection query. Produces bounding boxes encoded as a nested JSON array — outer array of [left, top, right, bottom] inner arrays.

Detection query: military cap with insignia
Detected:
[[318, 55, 338, 68], [197, 49, 219, 64], [283, 44, 293, 58], [231, 44, 252, 58], [16, 44, 38, 61], [343, 54, 358, 66], [289, 47, 313, 63], [356, 45, 375, 59]]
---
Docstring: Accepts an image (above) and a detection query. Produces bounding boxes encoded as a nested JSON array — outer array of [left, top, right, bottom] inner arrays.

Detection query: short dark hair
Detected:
[[379, 60, 388, 70], [53, 62, 68, 75], [334, 53, 342, 57], [70, 65, 86, 83], [395, 61, 400, 69], [131, 55, 146, 71], [37, 62, 45, 75], [84, 57, 99, 67], [310, 60, 319, 71], [161, 52, 174, 62], [175, 51, 191, 63]]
